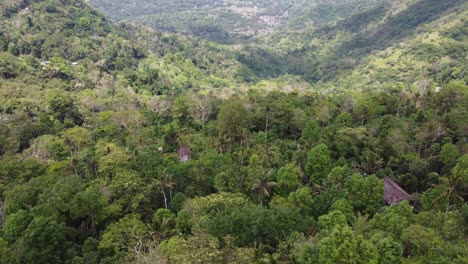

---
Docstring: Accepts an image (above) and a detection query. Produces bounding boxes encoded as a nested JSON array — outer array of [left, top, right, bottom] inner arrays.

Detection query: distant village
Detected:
[[258, 11, 289, 28]]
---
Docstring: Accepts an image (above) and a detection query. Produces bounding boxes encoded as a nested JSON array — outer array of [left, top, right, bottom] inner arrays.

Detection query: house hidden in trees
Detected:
[[383, 177, 411, 205], [177, 145, 191, 162]]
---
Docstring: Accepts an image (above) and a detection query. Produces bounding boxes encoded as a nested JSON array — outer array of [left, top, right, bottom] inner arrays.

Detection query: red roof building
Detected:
[[177, 146, 191, 162], [384, 177, 411, 205]]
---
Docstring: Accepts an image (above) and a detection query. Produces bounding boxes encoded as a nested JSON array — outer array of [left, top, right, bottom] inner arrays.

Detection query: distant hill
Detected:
[[240, 0, 468, 86], [0, 0, 249, 96], [89, 0, 388, 44], [90, 0, 303, 44], [89, 0, 467, 88]]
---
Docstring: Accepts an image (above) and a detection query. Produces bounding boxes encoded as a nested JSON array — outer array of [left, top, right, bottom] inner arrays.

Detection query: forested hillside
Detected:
[[91, 0, 467, 88], [0, 0, 467, 263], [89, 0, 302, 44], [240, 0, 468, 84], [90, 0, 389, 44]]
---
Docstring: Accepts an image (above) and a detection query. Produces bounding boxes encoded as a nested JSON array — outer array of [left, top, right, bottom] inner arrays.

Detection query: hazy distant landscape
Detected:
[[90, 0, 467, 84]]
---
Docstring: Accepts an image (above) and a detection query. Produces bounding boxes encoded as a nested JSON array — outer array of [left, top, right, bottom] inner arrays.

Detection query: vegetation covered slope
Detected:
[[0, 0, 467, 264], [89, 0, 392, 44], [89, 0, 303, 44], [0, 0, 253, 94], [90, 0, 467, 88], [242, 0, 468, 84]]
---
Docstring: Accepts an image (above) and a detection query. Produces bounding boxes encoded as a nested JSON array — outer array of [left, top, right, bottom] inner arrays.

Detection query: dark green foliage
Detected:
[[15, 217, 67, 264], [401, 224, 446, 258], [207, 205, 310, 247], [0, 238, 11, 264], [217, 98, 250, 141]]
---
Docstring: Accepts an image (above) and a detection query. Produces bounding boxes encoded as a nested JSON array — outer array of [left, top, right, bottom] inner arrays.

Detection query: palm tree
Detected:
[[432, 177, 464, 214], [252, 170, 278, 206], [431, 155, 467, 214], [155, 171, 175, 209], [431, 176, 464, 215]]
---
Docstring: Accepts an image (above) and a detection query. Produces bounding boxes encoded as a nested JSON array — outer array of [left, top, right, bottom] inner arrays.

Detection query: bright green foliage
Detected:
[[276, 163, 301, 193], [401, 225, 445, 258], [0, 52, 25, 79], [180, 192, 251, 231], [326, 165, 352, 186], [160, 233, 255, 264], [99, 214, 150, 257], [207, 205, 309, 247], [370, 201, 413, 239], [288, 187, 315, 215], [329, 198, 354, 222], [369, 232, 403, 264], [109, 169, 149, 213], [152, 208, 175, 238], [420, 184, 452, 211], [345, 174, 384, 215], [97, 143, 131, 178], [48, 57, 72, 79], [318, 211, 348, 233], [300, 121, 321, 149], [335, 112, 353, 127], [319, 225, 378, 264], [414, 210, 464, 241], [305, 143, 332, 185], [62, 127, 90, 152], [421, 154, 468, 212], [440, 143, 459, 165], [452, 154, 468, 187], [152, 208, 172, 226], [70, 185, 109, 227]]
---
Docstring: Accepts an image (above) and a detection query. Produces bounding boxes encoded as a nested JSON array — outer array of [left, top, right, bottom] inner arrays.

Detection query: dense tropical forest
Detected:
[[0, 0, 467, 263]]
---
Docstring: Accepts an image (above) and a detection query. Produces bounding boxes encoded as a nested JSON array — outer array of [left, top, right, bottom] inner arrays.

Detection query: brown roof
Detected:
[[384, 177, 411, 205], [177, 146, 190, 159]]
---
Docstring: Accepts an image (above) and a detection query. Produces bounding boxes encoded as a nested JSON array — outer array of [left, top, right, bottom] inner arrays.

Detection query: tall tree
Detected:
[[252, 170, 277, 206], [155, 171, 175, 210], [319, 225, 378, 264], [188, 93, 212, 128], [426, 154, 467, 213], [217, 99, 250, 142], [305, 143, 332, 185]]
